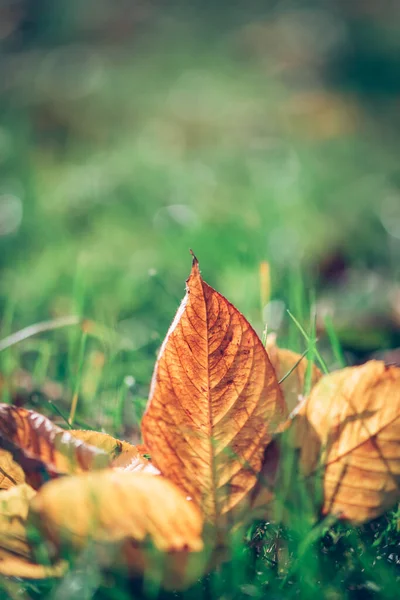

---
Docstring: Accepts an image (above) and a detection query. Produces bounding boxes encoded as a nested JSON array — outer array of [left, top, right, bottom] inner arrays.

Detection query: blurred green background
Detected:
[[1, 0, 400, 430]]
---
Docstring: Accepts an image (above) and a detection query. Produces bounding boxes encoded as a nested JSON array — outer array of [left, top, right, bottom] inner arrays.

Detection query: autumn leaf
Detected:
[[0, 556, 66, 580], [0, 449, 25, 490], [29, 471, 206, 589], [0, 483, 67, 579], [0, 483, 36, 559], [292, 360, 400, 523], [0, 405, 110, 487], [70, 430, 159, 473], [266, 334, 322, 412], [141, 256, 286, 527]]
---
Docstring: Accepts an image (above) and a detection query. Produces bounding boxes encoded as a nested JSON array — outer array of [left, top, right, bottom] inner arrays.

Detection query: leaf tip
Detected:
[[189, 249, 199, 267]]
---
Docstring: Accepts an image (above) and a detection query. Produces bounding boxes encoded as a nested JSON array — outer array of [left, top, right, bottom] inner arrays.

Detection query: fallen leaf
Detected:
[[141, 256, 286, 526], [0, 483, 36, 559], [30, 470, 205, 589], [266, 334, 322, 412], [0, 449, 25, 490], [0, 483, 67, 579], [0, 405, 110, 487], [293, 360, 400, 523], [0, 556, 66, 580], [69, 430, 159, 473]]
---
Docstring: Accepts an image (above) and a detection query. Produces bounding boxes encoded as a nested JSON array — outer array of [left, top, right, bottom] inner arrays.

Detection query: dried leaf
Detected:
[[0, 449, 25, 490], [30, 471, 205, 589], [266, 335, 322, 412], [0, 556, 66, 580], [0, 484, 67, 579], [141, 257, 286, 526], [293, 360, 400, 523], [69, 430, 159, 474], [0, 483, 36, 559], [0, 405, 110, 487]]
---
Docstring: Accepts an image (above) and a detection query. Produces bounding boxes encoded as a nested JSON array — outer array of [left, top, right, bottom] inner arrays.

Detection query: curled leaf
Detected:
[[0, 405, 110, 487], [142, 257, 286, 526], [30, 471, 205, 589], [70, 430, 159, 473], [0, 484, 66, 579], [266, 335, 322, 412], [293, 360, 400, 523]]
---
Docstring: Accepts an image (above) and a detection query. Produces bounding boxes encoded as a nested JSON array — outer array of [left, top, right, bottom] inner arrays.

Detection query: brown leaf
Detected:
[[266, 335, 322, 412], [30, 470, 205, 589], [69, 430, 159, 474], [0, 405, 110, 487], [293, 360, 400, 523], [0, 449, 25, 490], [0, 484, 67, 579], [141, 257, 286, 526]]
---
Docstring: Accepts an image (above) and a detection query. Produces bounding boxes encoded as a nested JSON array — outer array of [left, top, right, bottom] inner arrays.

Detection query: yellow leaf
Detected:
[[0, 484, 66, 579], [293, 360, 400, 523], [30, 470, 205, 589], [0, 484, 36, 559], [0, 405, 110, 487], [0, 556, 66, 580], [266, 335, 322, 412], [69, 430, 159, 473], [0, 449, 25, 490], [141, 257, 286, 526]]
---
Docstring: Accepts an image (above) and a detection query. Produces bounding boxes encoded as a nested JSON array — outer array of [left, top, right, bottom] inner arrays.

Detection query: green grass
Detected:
[[1, 12, 400, 600]]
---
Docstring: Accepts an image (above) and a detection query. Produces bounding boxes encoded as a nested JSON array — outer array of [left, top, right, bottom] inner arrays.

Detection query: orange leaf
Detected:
[[293, 360, 400, 523], [0, 405, 110, 487], [141, 257, 286, 526], [69, 430, 159, 473], [0, 484, 67, 579], [30, 471, 205, 589], [266, 335, 322, 412]]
